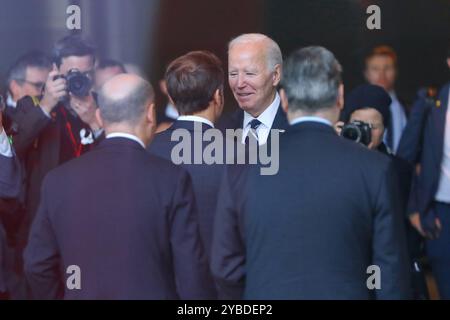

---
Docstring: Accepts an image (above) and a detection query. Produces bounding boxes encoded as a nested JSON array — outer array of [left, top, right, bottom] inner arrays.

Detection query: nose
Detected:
[[236, 74, 246, 89]]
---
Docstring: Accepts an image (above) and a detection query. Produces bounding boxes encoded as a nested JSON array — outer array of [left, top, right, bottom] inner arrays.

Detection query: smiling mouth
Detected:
[[236, 92, 253, 97]]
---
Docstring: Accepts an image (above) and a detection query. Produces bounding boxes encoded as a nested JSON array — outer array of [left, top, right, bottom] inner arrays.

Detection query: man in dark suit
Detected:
[[396, 48, 450, 299], [148, 51, 224, 261], [211, 46, 411, 300], [218, 33, 288, 145], [24, 74, 215, 299], [364, 46, 408, 154]]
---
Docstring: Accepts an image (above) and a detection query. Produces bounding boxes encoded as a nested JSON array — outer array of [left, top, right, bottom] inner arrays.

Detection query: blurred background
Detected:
[[0, 0, 449, 113]]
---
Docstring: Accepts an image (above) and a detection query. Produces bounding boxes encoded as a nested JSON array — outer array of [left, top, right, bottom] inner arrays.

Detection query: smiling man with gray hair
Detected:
[[220, 33, 289, 145], [212, 46, 411, 299]]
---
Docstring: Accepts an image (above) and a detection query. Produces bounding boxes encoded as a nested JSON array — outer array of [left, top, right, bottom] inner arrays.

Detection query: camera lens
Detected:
[[342, 126, 361, 143]]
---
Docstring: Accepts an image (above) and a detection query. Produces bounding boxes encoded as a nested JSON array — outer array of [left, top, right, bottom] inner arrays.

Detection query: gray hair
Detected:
[[98, 79, 154, 124], [7, 51, 51, 86], [281, 46, 342, 113], [229, 33, 283, 70]]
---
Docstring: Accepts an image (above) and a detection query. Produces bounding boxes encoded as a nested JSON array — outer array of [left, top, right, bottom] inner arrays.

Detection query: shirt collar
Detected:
[[290, 116, 333, 127], [243, 92, 280, 129], [177, 115, 214, 128], [106, 132, 146, 148], [6, 94, 17, 108], [165, 103, 179, 120]]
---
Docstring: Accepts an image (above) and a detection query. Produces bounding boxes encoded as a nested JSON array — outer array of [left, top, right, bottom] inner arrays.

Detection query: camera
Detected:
[[341, 120, 372, 146], [54, 69, 92, 97]]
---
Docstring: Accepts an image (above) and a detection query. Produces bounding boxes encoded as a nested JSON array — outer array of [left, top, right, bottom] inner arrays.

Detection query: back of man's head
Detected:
[[97, 59, 126, 73], [53, 34, 96, 68], [98, 74, 154, 126], [165, 50, 224, 115], [281, 46, 342, 114]]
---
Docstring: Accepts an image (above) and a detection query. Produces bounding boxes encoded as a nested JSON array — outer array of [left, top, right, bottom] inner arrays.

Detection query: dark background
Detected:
[[0, 0, 449, 113]]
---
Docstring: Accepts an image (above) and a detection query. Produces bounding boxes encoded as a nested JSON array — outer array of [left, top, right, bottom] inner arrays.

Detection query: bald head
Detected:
[[98, 74, 154, 125]]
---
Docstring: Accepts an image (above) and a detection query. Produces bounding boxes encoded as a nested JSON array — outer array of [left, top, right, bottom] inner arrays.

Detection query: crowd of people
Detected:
[[0, 32, 449, 299]]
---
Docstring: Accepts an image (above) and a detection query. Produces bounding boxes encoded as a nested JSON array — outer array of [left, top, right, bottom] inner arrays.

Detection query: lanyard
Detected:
[[59, 106, 83, 158]]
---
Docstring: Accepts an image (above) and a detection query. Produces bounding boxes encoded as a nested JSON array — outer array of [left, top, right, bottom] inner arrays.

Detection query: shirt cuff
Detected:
[[0, 129, 13, 158], [40, 106, 52, 118]]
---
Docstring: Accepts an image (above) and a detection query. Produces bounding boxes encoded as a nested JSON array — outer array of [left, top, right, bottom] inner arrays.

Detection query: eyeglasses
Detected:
[[18, 79, 46, 91]]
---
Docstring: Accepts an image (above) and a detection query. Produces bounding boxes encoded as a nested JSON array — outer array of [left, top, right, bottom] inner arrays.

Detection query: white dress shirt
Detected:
[[290, 116, 333, 127], [106, 132, 146, 148], [165, 103, 179, 120], [435, 87, 450, 203], [242, 92, 281, 145], [0, 129, 13, 157], [177, 115, 214, 128]]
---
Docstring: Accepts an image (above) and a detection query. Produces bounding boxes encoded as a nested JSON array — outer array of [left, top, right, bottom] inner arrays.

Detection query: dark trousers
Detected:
[[427, 202, 450, 299]]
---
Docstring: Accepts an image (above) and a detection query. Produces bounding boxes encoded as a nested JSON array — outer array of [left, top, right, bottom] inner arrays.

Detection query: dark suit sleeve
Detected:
[[23, 175, 62, 299], [0, 154, 21, 199], [9, 96, 51, 158], [169, 169, 216, 299], [372, 161, 412, 299], [396, 96, 431, 164], [211, 167, 246, 300]]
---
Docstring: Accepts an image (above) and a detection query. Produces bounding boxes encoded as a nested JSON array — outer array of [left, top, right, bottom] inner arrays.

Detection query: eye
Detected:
[[246, 72, 256, 76], [229, 72, 238, 78]]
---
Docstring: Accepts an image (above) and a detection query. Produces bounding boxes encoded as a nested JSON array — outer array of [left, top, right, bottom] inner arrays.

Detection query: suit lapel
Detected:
[[430, 84, 449, 163]]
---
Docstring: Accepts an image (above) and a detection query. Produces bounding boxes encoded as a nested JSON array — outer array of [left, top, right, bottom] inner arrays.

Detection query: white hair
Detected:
[[228, 33, 283, 70]]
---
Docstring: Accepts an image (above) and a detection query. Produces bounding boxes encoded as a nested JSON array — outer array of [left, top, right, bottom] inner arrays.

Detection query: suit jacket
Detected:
[[0, 152, 21, 295], [24, 137, 215, 299], [211, 121, 412, 299], [397, 83, 450, 224], [148, 120, 224, 258], [0, 154, 20, 199]]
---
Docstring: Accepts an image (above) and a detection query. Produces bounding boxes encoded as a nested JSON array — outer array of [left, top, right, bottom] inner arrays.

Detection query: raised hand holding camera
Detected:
[[39, 64, 67, 114], [70, 92, 100, 131]]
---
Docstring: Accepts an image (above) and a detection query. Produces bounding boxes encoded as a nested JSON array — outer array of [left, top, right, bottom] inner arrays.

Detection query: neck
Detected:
[[288, 107, 339, 125], [183, 104, 217, 124], [105, 123, 148, 146]]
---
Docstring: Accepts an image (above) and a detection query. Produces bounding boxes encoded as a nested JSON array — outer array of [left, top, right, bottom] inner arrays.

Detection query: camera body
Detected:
[[54, 69, 92, 97], [341, 120, 372, 146]]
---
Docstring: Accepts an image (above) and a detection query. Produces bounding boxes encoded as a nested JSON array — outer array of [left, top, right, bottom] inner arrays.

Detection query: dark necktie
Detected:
[[249, 119, 262, 141]]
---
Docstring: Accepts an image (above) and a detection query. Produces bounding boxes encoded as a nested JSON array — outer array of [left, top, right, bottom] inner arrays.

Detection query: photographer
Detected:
[[339, 84, 428, 299], [6, 35, 102, 298]]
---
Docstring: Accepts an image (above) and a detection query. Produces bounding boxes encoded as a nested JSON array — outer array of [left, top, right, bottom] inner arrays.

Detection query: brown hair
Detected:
[[365, 45, 398, 68], [165, 51, 224, 115]]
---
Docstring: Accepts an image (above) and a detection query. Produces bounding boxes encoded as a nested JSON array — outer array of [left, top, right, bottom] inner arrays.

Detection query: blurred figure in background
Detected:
[[4, 51, 51, 109], [94, 58, 126, 91], [397, 45, 450, 299], [365, 46, 408, 154]]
